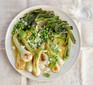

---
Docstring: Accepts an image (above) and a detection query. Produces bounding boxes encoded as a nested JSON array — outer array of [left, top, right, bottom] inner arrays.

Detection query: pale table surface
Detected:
[[0, 0, 93, 85]]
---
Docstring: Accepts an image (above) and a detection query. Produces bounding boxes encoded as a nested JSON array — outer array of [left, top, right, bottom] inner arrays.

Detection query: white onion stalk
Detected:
[[32, 51, 42, 76], [57, 56, 64, 65], [52, 63, 59, 73], [25, 61, 32, 72], [16, 53, 26, 70], [13, 33, 32, 62]]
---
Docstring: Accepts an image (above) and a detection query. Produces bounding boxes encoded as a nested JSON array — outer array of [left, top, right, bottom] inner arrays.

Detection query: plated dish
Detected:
[[11, 9, 76, 77], [5, 5, 80, 81]]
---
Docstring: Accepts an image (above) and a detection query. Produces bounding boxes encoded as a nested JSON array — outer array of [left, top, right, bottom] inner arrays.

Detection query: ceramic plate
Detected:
[[5, 5, 81, 81]]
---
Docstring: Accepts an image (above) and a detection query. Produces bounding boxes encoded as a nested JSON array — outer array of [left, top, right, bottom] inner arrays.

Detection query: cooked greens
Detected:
[[11, 9, 76, 77]]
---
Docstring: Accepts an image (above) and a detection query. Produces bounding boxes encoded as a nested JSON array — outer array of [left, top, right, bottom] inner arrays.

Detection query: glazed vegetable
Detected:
[[63, 34, 71, 60], [51, 63, 59, 73], [16, 53, 26, 70], [12, 9, 76, 77], [46, 40, 64, 68], [32, 44, 45, 76], [19, 30, 34, 53], [32, 51, 42, 76], [67, 28, 76, 44], [25, 61, 32, 72], [57, 56, 64, 65], [13, 33, 32, 62]]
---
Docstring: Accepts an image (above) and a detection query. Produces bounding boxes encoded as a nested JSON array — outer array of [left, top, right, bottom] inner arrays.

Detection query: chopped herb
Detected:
[[43, 73, 50, 78]]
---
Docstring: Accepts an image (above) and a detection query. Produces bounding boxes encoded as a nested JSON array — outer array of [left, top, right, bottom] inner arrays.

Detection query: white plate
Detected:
[[5, 5, 81, 81]]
